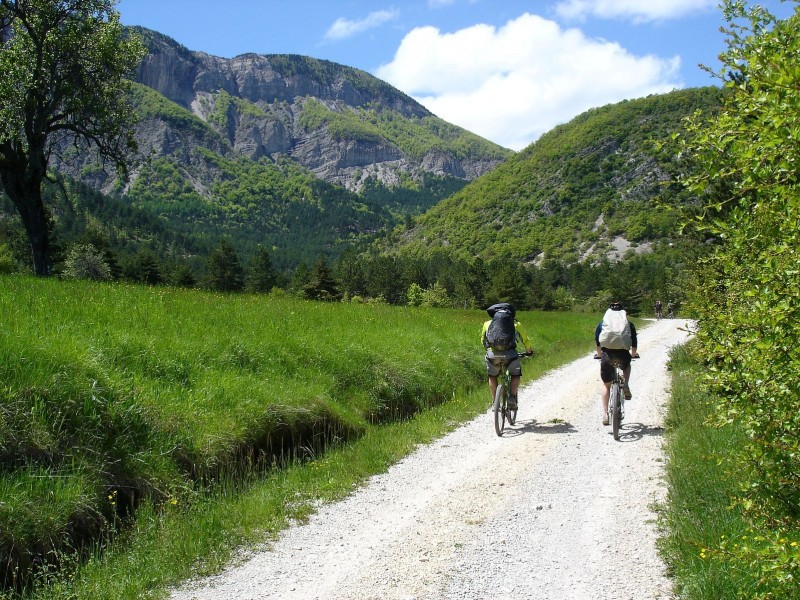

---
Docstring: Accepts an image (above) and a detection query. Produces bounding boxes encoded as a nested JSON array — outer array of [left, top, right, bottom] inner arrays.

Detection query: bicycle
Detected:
[[596, 353, 639, 441], [492, 353, 531, 437]]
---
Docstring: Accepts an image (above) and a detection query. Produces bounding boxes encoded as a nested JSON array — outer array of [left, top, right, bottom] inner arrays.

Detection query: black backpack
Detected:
[[485, 303, 516, 351]]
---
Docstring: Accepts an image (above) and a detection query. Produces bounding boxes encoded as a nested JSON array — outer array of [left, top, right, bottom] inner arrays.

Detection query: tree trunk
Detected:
[[0, 169, 52, 276]]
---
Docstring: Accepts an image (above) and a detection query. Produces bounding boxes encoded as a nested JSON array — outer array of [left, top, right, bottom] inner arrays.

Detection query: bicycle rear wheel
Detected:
[[611, 383, 622, 440], [493, 384, 506, 436]]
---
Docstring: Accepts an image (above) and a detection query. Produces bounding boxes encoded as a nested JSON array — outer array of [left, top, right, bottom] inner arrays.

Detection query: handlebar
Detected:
[[594, 352, 641, 359]]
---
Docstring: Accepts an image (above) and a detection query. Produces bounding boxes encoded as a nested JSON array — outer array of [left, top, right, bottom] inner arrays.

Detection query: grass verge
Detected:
[[659, 343, 759, 598]]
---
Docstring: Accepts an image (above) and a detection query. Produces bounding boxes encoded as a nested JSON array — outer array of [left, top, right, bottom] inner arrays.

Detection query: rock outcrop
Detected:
[[129, 27, 511, 192]]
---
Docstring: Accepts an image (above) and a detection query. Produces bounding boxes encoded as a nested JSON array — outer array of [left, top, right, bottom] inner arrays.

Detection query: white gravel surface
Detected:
[[172, 319, 690, 600]]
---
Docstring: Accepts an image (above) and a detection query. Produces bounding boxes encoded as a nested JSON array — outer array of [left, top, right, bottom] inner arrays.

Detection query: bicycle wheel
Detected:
[[611, 383, 622, 441], [493, 384, 506, 436]]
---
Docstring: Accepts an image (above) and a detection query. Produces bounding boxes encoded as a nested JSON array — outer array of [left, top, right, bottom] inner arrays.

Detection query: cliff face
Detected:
[[130, 28, 510, 191]]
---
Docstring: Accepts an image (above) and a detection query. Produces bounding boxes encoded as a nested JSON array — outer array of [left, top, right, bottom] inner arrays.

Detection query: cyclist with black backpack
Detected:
[[595, 301, 639, 426], [481, 303, 534, 411]]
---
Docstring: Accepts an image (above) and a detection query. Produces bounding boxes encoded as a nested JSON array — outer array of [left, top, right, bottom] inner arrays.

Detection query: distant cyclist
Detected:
[[481, 303, 534, 411], [666, 301, 675, 319], [595, 301, 639, 426], [654, 299, 663, 320]]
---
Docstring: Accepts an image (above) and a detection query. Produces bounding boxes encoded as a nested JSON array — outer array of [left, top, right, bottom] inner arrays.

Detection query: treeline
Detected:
[[1, 178, 693, 315], [3, 211, 692, 318]]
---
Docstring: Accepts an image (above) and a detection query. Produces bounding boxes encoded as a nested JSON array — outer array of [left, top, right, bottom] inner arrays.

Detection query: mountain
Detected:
[[132, 28, 510, 189], [383, 87, 722, 266], [45, 27, 511, 270]]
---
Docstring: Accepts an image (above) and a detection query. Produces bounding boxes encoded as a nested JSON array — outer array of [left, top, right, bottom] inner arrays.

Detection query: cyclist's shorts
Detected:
[[485, 354, 522, 377], [600, 348, 632, 383]]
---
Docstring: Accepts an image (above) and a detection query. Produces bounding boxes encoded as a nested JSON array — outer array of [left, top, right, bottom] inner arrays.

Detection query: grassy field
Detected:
[[0, 275, 600, 598]]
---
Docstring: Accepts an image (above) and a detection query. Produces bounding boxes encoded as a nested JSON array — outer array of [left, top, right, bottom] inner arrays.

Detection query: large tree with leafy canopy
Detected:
[[0, 0, 144, 275], [681, 0, 800, 593]]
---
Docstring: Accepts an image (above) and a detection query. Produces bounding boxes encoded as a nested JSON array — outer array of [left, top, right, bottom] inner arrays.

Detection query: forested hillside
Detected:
[[1, 86, 721, 312], [1, 24, 722, 312], [332, 87, 722, 313], [33, 28, 511, 271], [386, 87, 721, 264]]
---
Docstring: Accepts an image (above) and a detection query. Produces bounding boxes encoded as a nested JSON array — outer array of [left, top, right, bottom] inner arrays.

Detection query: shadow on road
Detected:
[[614, 422, 665, 443], [503, 419, 578, 436]]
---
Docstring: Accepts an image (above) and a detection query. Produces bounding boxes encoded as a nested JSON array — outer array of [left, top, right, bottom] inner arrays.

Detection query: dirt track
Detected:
[[172, 318, 690, 600]]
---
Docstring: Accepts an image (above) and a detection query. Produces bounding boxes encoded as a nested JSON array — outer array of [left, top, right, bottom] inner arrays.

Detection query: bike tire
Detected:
[[611, 383, 622, 441], [493, 384, 506, 436]]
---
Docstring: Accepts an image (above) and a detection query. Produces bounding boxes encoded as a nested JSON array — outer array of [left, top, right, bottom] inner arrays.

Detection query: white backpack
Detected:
[[598, 308, 632, 350]]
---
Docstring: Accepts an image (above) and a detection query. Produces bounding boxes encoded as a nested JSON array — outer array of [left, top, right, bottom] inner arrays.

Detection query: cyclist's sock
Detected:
[[508, 394, 518, 409]]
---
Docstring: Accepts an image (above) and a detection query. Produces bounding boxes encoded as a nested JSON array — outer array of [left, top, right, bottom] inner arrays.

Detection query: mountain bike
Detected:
[[492, 353, 531, 436], [597, 353, 639, 441]]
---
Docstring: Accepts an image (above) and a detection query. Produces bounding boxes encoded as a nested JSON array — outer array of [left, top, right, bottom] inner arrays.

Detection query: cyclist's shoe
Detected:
[[508, 394, 518, 410], [623, 385, 632, 400], [602, 413, 609, 426]]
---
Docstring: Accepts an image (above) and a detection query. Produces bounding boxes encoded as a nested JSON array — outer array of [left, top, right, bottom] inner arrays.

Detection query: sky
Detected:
[[116, 0, 795, 151]]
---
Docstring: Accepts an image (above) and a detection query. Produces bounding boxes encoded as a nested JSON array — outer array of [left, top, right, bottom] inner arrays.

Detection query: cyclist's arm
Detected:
[[595, 322, 603, 357], [480, 321, 490, 350], [629, 321, 639, 356], [514, 322, 534, 354]]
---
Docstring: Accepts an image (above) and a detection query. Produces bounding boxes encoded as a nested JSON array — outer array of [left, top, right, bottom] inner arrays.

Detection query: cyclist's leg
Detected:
[[621, 352, 633, 399], [599, 351, 614, 424], [485, 355, 501, 403], [508, 356, 522, 408]]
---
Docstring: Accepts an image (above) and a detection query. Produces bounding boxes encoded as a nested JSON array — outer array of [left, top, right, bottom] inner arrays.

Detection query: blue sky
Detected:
[[117, 0, 794, 151]]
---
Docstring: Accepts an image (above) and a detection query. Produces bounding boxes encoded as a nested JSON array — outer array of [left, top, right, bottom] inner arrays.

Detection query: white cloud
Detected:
[[324, 9, 399, 41], [376, 13, 682, 151], [554, 0, 717, 23]]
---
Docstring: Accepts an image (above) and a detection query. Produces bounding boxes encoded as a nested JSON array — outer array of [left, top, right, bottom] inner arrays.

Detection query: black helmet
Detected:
[[609, 301, 623, 310]]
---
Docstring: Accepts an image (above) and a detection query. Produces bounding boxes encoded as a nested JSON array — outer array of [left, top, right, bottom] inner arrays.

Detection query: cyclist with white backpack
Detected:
[[481, 303, 534, 412], [595, 301, 639, 425]]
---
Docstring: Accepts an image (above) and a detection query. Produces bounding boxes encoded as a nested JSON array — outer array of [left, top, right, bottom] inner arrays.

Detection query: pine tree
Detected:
[[303, 255, 341, 301], [246, 246, 277, 293], [205, 240, 244, 292]]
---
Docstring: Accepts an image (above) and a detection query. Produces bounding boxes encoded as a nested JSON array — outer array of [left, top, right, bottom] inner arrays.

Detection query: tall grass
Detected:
[[659, 344, 757, 598], [0, 274, 599, 598]]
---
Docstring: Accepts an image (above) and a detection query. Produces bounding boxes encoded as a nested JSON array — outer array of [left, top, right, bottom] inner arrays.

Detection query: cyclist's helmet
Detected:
[[609, 301, 624, 310]]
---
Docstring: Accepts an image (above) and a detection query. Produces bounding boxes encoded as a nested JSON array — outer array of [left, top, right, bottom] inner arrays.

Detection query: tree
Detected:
[[303, 255, 340, 301], [488, 262, 528, 309], [205, 240, 244, 292], [61, 242, 111, 281], [680, 1, 800, 593], [0, 0, 145, 275], [245, 245, 277, 293], [335, 247, 367, 298], [124, 248, 162, 285]]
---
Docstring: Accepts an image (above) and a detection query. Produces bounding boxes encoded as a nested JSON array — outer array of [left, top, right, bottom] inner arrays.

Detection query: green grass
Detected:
[[0, 274, 599, 598], [659, 344, 758, 598]]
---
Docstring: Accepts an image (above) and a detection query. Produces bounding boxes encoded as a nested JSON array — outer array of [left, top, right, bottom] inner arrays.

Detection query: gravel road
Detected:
[[172, 318, 690, 600]]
